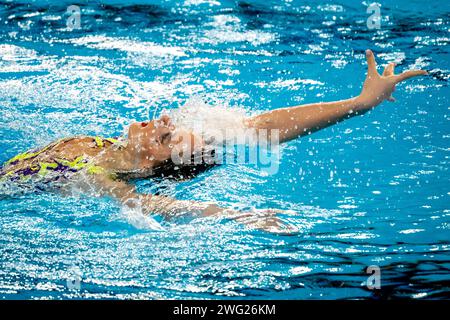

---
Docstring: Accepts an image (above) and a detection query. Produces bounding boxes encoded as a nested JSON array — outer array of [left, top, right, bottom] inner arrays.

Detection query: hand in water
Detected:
[[228, 208, 298, 234], [356, 49, 428, 110]]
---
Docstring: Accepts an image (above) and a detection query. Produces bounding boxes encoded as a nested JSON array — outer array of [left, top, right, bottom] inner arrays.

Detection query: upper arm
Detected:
[[91, 174, 223, 218], [91, 174, 137, 202], [90, 174, 175, 216]]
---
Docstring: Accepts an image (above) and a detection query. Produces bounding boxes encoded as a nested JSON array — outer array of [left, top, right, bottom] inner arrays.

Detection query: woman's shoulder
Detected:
[[51, 135, 117, 158]]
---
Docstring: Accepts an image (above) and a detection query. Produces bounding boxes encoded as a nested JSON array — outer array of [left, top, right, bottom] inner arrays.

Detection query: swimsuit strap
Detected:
[[93, 136, 120, 148]]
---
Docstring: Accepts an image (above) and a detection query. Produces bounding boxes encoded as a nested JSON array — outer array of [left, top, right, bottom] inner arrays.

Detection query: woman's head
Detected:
[[125, 115, 201, 177]]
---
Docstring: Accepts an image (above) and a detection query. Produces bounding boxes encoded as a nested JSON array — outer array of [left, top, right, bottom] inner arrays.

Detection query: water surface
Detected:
[[0, 0, 449, 299]]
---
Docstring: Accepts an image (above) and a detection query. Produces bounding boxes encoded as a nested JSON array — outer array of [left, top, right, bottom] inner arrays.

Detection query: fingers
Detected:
[[383, 63, 396, 76], [387, 96, 396, 102], [366, 49, 378, 76], [395, 69, 428, 82]]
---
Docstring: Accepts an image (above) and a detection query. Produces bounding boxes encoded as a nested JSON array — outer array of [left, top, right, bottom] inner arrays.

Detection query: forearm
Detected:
[[137, 194, 225, 218], [248, 49, 428, 144], [91, 174, 225, 218], [245, 96, 371, 143], [94, 176, 290, 232]]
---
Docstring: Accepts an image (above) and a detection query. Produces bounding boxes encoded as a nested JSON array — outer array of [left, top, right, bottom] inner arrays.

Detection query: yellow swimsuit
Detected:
[[0, 136, 119, 184]]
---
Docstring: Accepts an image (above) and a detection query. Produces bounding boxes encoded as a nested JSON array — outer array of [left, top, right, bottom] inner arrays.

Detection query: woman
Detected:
[[0, 50, 427, 232]]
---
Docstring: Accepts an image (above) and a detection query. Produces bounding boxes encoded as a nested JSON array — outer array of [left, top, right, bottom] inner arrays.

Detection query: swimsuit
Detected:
[[0, 136, 119, 184]]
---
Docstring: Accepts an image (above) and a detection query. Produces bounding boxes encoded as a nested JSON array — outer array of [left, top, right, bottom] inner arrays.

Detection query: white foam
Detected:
[[120, 202, 165, 231], [69, 35, 186, 57], [167, 98, 249, 145]]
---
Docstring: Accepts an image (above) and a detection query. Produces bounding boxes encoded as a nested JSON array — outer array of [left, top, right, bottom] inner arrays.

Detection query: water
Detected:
[[0, 0, 449, 299]]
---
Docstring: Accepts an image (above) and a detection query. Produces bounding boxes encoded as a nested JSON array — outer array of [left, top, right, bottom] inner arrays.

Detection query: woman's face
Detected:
[[127, 115, 201, 170]]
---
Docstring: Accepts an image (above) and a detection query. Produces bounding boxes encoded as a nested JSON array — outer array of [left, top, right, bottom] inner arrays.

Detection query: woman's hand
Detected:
[[356, 49, 427, 111], [223, 208, 298, 234]]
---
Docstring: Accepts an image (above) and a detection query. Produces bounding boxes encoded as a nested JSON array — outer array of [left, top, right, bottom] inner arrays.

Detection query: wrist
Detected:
[[353, 95, 378, 112]]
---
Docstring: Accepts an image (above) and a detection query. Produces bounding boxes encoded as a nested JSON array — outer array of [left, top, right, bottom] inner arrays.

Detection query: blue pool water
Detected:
[[0, 0, 449, 299]]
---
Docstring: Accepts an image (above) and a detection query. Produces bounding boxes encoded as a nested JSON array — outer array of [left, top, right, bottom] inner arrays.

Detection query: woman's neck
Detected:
[[94, 144, 158, 176], [95, 145, 132, 172]]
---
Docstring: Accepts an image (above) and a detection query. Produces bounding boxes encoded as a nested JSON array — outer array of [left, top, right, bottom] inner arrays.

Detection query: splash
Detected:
[[165, 98, 281, 174], [167, 98, 249, 145], [119, 201, 165, 231]]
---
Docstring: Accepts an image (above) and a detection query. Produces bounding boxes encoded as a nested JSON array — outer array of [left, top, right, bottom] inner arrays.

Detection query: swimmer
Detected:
[[0, 50, 427, 232]]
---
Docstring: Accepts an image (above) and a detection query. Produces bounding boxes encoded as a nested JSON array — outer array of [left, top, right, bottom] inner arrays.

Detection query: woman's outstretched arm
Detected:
[[245, 50, 427, 143], [88, 174, 294, 233]]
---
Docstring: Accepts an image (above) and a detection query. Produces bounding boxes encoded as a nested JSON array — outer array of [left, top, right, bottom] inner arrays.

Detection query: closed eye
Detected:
[[160, 132, 171, 144]]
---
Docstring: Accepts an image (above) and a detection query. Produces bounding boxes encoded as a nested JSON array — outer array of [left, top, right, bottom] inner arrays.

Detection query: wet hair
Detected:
[[152, 159, 216, 181]]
